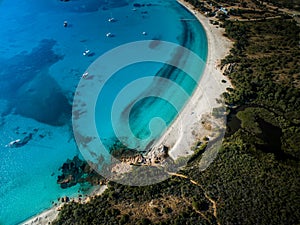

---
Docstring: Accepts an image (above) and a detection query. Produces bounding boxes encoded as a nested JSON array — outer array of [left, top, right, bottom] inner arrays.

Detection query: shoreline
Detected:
[[151, 0, 233, 159], [21, 185, 108, 225], [21, 1, 232, 224]]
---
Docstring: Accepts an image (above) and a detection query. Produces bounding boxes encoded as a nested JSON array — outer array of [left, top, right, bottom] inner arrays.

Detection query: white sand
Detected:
[[152, 0, 233, 159], [22, 207, 60, 225]]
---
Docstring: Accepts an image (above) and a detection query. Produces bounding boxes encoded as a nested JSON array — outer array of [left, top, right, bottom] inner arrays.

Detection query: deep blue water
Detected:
[[0, 0, 207, 224]]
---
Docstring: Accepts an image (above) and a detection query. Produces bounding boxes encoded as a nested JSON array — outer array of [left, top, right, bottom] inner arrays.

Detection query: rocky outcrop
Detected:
[[221, 63, 236, 75], [59, 196, 69, 203], [57, 156, 104, 189], [117, 145, 169, 166]]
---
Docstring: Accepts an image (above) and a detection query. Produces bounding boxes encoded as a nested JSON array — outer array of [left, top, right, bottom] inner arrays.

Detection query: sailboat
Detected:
[[108, 12, 116, 22], [108, 17, 116, 22]]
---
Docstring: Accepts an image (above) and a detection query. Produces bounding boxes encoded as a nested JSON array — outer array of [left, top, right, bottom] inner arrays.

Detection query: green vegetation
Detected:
[[54, 178, 214, 225], [209, 0, 300, 10], [54, 1, 300, 225], [222, 18, 300, 160], [215, 14, 300, 225]]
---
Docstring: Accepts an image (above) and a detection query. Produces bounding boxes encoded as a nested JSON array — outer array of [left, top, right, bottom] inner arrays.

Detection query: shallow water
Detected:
[[0, 0, 207, 224]]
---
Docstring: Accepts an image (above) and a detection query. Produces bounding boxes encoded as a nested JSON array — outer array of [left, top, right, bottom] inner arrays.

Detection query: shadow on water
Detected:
[[0, 39, 71, 126]]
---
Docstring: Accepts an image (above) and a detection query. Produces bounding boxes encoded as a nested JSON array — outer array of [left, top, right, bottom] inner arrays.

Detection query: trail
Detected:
[[168, 172, 220, 225], [228, 15, 281, 22], [181, 195, 212, 224]]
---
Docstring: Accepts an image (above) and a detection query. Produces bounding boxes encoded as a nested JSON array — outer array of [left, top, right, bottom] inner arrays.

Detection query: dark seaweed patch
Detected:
[[0, 39, 71, 126]]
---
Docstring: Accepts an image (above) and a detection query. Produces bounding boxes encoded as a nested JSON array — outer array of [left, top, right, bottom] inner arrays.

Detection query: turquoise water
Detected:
[[0, 0, 207, 224]]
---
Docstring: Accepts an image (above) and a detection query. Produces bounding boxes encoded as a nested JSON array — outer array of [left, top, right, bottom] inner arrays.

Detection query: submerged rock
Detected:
[[57, 156, 104, 189], [0, 39, 71, 126]]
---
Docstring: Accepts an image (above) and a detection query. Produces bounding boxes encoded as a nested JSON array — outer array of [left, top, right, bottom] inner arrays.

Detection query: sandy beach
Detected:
[[21, 1, 232, 223], [152, 0, 233, 159]]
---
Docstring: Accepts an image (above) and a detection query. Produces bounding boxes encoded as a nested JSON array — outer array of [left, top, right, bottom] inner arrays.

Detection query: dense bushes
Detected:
[[222, 19, 300, 162]]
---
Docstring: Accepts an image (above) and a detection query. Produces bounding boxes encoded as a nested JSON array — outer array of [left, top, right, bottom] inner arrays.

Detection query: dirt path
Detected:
[[228, 15, 281, 22], [168, 172, 220, 225]]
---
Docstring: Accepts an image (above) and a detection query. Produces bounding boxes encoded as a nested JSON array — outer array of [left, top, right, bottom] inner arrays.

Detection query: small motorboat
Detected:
[[6, 139, 21, 148], [82, 72, 89, 79], [83, 49, 90, 56], [106, 32, 113, 37]]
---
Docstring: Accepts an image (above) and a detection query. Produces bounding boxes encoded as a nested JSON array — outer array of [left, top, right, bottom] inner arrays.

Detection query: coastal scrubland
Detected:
[[53, 1, 300, 224]]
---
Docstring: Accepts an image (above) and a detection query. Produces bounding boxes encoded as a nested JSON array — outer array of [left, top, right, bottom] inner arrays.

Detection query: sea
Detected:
[[0, 0, 207, 224]]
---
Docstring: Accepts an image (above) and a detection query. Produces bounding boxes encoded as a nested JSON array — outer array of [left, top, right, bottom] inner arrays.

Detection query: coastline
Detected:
[[21, 185, 108, 225], [21, 1, 232, 224], [151, 0, 233, 159]]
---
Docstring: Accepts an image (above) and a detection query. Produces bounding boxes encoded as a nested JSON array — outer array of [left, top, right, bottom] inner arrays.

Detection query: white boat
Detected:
[[108, 17, 116, 22], [82, 72, 89, 79], [108, 12, 116, 22], [106, 32, 113, 37], [83, 49, 90, 56], [6, 139, 21, 148]]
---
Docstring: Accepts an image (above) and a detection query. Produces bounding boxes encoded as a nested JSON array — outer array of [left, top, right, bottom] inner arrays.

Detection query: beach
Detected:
[[22, 185, 108, 225], [21, 0, 232, 223], [152, 0, 233, 159]]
